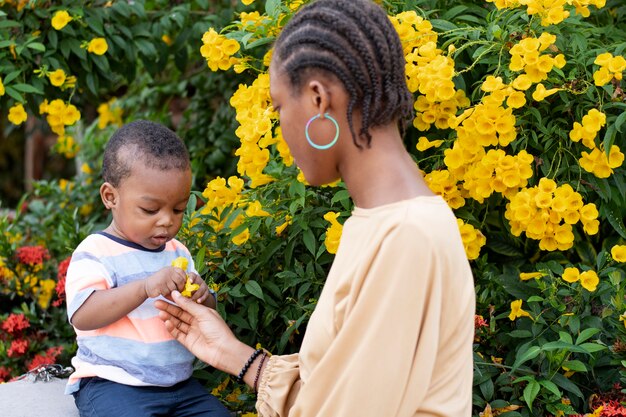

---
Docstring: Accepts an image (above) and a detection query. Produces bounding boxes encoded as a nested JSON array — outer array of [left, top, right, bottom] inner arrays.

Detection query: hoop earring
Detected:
[[305, 113, 339, 150]]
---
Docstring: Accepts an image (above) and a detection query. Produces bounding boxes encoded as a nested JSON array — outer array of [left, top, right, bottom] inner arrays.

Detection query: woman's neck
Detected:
[[339, 125, 434, 209]]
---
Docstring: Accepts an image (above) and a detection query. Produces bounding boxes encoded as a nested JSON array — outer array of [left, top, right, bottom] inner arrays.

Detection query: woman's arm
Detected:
[[156, 293, 265, 388]]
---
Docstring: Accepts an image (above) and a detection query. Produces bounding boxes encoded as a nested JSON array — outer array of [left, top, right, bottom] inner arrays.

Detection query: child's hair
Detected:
[[273, 0, 413, 147], [102, 120, 190, 187]]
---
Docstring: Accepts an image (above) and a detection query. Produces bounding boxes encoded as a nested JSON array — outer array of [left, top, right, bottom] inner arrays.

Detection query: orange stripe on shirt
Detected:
[[75, 316, 173, 343]]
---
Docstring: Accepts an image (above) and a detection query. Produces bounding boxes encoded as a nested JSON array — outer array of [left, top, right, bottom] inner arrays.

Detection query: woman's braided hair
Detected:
[[273, 0, 413, 147]]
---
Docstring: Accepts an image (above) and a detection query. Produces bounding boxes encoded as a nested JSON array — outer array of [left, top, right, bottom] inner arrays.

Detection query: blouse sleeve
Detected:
[[255, 225, 443, 417]]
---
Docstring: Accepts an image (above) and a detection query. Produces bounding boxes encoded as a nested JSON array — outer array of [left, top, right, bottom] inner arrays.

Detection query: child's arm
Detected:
[[71, 266, 187, 331]]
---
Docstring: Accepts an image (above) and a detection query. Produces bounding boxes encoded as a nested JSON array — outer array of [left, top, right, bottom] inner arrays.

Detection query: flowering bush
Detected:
[[182, 0, 626, 415]]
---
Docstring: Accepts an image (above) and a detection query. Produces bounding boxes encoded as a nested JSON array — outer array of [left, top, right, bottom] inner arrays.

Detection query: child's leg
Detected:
[[72, 377, 189, 417], [171, 378, 231, 417]]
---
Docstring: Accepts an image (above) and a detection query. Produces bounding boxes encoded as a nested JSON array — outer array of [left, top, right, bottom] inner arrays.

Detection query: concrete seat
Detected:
[[0, 377, 78, 417]]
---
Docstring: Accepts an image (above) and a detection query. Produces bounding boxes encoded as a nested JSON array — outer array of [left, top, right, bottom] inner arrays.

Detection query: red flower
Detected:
[[474, 314, 488, 329], [27, 346, 63, 371], [15, 245, 50, 266], [7, 338, 29, 357], [52, 257, 71, 307], [1, 313, 30, 335], [0, 366, 12, 382]]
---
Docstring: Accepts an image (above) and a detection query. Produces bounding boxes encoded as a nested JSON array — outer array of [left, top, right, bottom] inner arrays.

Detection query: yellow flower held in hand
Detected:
[[87, 38, 108, 55], [611, 245, 626, 262], [509, 299, 532, 321], [8, 103, 27, 125], [51, 10, 72, 30], [171, 257, 199, 298]]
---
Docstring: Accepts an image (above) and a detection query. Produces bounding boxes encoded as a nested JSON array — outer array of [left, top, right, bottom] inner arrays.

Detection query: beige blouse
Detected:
[[256, 196, 475, 417]]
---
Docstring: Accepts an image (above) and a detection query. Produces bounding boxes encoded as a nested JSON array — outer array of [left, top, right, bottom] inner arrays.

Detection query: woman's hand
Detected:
[[155, 291, 236, 368]]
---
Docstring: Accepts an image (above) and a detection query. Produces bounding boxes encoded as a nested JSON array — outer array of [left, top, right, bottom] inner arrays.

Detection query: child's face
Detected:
[[103, 160, 192, 250]]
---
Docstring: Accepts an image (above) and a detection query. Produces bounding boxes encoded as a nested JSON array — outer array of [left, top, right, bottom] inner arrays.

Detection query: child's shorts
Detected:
[[72, 376, 231, 417]]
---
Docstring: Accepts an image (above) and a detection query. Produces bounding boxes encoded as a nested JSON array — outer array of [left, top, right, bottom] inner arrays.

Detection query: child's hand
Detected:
[[186, 273, 211, 305], [145, 267, 187, 298]]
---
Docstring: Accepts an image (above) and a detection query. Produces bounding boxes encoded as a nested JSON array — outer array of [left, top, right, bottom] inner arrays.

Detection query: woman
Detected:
[[156, 1, 475, 416]]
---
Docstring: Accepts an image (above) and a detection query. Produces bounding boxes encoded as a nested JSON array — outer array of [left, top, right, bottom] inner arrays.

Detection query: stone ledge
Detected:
[[0, 377, 78, 417]]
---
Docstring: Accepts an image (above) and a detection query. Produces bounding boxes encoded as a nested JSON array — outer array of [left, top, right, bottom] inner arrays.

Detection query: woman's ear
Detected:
[[100, 182, 117, 210], [307, 79, 331, 116]]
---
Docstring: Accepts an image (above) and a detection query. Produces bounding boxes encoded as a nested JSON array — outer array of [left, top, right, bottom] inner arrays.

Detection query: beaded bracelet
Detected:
[[236, 348, 263, 384], [253, 352, 268, 393]]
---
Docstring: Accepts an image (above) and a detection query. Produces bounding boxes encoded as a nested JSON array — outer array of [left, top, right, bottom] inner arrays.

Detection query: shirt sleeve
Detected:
[[65, 250, 112, 323], [255, 225, 443, 417]]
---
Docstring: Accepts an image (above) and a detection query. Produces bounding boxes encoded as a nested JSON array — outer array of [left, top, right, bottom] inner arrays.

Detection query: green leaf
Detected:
[[539, 380, 561, 397], [3, 70, 20, 84], [303, 228, 316, 256], [523, 379, 540, 409], [479, 378, 494, 401], [441, 5, 468, 20], [575, 328, 600, 345], [265, 0, 282, 18], [0, 20, 19, 29], [602, 124, 616, 153], [430, 19, 458, 31], [194, 247, 206, 276], [615, 111, 626, 133], [605, 205, 626, 239], [551, 373, 584, 399], [25, 42, 45, 52], [11, 83, 43, 94], [509, 330, 532, 338], [562, 360, 587, 372], [578, 342, 607, 353], [4, 86, 24, 102], [247, 300, 259, 330], [244, 280, 264, 301], [511, 345, 541, 372]]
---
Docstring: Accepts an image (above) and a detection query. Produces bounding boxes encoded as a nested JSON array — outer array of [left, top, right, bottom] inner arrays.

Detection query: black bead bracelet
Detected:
[[236, 348, 263, 384], [253, 352, 268, 393]]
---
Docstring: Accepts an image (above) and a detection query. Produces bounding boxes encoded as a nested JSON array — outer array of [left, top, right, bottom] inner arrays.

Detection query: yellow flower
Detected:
[[579, 270, 599, 292], [0, 76, 5, 96], [8, 103, 27, 125], [562, 267, 580, 283], [619, 312, 626, 329], [532, 83, 560, 101], [232, 228, 250, 246], [416, 136, 444, 151], [161, 34, 173, 46], [48, 69, 66, 87], [51, 10, 72, 30], [275, 215, 293, 236], [509, 299, 532, 321], [246, 200, 270, 217], [611, 245, 626, 262], [242, 0, 255, 4], [87, 38, 108, 55], [323, 212, 343, 254], [180, 278, 200, 297], [481, 75, 505, 92], [520, 271, 545, 281]]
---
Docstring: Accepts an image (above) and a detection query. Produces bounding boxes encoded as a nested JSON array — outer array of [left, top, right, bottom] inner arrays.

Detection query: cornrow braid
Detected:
[[274, 0, 413, 147]]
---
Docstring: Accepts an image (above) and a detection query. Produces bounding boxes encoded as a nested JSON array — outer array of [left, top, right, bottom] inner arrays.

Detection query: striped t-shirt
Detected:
[[64, 232, 198, 394]]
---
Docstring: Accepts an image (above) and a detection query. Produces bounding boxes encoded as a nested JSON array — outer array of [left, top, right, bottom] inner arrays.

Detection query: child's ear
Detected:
[[100, 182, 117, 210]]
